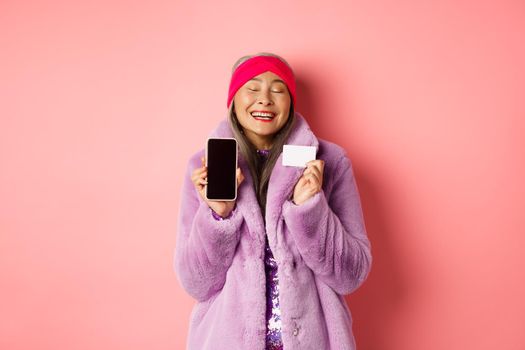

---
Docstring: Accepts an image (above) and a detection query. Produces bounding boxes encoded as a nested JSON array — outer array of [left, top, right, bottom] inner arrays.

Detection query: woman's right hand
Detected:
[[191, 156, 244, 218]]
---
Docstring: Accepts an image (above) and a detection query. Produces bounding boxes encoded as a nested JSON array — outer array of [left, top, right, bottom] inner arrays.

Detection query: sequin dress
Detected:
[[258, 148, 284, 350], [211, 149, 283, 350], [263, 232, 283, 350]]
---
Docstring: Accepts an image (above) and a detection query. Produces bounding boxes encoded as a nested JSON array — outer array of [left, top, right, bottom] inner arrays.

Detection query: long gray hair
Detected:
[[228, 52, 296, 217]]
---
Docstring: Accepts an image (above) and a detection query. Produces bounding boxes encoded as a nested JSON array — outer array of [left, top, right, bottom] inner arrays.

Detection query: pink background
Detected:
[[1, 0, 524, 349]]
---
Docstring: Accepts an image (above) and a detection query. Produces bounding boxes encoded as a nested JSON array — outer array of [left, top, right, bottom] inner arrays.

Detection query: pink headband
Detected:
[[227, 55, 296, 108]]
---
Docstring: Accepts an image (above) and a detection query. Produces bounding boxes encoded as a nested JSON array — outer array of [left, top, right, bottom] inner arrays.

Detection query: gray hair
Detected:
[[228, 52, 296, 217]]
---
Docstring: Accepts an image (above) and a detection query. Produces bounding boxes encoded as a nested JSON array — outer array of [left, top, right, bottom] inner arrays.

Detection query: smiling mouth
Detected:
[[250, 111, 276, 121]]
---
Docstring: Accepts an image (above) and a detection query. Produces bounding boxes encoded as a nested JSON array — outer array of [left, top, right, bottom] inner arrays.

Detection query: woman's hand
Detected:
[[191, 157, 245, 218], [292, 159, 325, 205]]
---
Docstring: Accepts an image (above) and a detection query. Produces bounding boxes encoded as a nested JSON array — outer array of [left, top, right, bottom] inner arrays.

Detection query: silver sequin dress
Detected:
[[263, 233, 283, 350], [258, 149, 284, 350]]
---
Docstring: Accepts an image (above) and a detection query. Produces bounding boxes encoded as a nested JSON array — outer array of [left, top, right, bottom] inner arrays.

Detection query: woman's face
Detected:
[[233, 71, 291, 149]]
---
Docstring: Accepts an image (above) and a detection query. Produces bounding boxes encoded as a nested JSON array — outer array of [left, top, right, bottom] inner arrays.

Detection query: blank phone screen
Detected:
[[206, 138, 237, 200]]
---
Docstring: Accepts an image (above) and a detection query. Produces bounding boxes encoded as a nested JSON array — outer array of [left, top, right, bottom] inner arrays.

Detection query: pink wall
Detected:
[[1, 0, 524, 349]]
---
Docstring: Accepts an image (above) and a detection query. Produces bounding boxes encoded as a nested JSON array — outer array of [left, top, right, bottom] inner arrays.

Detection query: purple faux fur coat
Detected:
[[174, 112, 372, 349]]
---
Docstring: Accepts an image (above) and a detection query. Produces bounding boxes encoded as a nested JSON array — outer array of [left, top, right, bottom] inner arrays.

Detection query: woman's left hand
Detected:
[[292, 159, 325, 205]]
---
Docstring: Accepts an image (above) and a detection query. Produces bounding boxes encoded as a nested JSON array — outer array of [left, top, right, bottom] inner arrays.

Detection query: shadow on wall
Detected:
[[296, 75, 409, 350]]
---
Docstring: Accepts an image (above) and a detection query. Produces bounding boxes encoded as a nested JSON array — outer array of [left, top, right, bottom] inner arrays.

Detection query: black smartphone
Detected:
[[205, 138, 238, 201]]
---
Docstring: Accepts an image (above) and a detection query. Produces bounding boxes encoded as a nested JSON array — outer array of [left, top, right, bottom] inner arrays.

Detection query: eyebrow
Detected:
[[248, 77, 285, 84]]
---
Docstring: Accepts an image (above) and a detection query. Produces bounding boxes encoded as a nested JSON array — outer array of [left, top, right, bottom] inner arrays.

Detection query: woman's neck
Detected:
[[244, 130, 273, 151]]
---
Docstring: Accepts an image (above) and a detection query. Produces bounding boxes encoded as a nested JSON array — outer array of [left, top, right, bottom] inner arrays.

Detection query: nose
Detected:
[[257, 89, 273, 105]]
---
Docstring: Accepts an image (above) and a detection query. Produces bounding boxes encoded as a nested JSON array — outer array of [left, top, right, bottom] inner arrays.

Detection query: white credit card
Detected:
[[282, 145, 316, 167]]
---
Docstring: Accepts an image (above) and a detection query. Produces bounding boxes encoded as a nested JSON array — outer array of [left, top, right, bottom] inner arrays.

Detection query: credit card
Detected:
[[282, 145, 316, 167]]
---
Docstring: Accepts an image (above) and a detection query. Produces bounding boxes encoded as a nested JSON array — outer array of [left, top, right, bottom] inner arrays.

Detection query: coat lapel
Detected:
[[208, 112, 320, 257]]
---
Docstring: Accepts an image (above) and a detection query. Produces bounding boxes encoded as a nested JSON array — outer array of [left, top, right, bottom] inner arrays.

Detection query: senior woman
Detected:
[[174, 52, 372, 350]]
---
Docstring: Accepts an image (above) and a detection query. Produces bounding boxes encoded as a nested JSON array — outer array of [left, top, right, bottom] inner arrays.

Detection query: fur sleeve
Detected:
[[173, 154, 244, 302], [282, 155, 372, 295]]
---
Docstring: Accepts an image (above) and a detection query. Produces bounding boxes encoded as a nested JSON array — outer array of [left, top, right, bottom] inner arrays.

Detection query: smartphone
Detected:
[[205, 138, 238, 201]]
